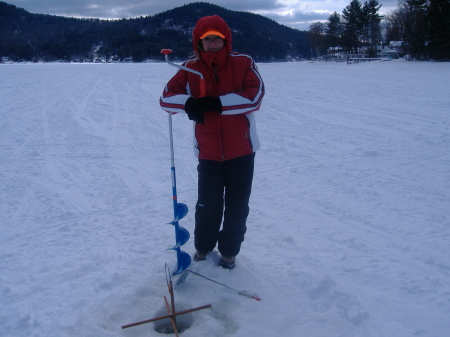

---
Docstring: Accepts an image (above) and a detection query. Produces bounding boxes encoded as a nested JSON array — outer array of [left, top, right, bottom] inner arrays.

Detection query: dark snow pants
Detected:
[[194, 153, 255, 257]]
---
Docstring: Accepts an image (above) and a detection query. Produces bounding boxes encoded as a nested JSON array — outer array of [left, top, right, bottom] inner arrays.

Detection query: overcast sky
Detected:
[[7, 0, 398, 31]]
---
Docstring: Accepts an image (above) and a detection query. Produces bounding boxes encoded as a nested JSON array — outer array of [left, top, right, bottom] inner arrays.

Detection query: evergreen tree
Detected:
[[427, 0, 450, 60], [362, 0, 383, 54], [326, 12, 344, 49], [403, 0, 428, 59], [342, 0, 364, 53]]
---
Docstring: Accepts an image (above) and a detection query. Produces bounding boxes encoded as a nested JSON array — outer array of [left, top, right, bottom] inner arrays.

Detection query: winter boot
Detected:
[[219, 255, 235, 269], [193, 251, 207, 262]]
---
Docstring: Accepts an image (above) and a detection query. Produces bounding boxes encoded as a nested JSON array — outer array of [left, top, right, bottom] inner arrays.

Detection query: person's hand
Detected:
[[185, 97, 204, 124], [197, 96, 222, 113]]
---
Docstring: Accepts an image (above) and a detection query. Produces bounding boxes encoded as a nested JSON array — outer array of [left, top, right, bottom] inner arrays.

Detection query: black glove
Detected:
[[197, 96, 222, 113], [185, 97, 204, 124]]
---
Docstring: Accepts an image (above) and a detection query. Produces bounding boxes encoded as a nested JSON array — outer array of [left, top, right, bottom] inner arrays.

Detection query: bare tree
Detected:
[[384, 10, 404, 43], [308, 22, 326, 57]]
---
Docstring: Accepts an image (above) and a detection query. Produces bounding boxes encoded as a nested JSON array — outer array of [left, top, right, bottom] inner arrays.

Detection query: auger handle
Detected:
[[160, 49, 206, 97], [161, 49, 173, 55]]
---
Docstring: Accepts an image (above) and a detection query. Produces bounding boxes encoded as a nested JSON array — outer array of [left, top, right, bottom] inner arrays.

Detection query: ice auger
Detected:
[[161, 49, 205, 275]]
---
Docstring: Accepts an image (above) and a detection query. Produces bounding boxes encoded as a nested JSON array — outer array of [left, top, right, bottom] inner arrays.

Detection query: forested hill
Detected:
[[0, 1, 310, 62]]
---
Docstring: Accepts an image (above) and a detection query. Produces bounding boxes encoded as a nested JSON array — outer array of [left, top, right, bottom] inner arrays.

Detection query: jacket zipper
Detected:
[[212, 63, 219, 84], [211, 63, 224, 161]]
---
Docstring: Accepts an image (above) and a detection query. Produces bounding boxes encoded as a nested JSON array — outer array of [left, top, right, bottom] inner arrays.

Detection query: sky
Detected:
[[6, 0, 398, 31]]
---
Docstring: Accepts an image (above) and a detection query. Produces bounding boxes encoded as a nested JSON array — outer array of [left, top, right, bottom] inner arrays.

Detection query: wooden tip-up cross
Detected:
[[121, 265, 211, 336]]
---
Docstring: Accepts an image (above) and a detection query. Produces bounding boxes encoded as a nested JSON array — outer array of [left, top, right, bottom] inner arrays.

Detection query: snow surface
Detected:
[[1, 60, 450, 337]]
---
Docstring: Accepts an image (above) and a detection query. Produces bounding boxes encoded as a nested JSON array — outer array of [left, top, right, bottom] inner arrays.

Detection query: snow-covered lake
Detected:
[[1, 60, 449, 337]]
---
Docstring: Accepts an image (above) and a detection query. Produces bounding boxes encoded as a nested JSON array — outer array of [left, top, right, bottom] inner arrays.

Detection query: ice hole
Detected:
[[152, 304, 194, 334]]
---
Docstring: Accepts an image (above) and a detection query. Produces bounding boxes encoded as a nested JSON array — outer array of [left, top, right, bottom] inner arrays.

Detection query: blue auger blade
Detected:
[[175, 225, 190, 248], [173, 249, 191, 275], [166, 226, 190, 250], [172, 202, 188, 222]]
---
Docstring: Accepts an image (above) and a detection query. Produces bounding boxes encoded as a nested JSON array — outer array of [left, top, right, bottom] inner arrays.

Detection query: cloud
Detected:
[[239, 9, 327, 31]]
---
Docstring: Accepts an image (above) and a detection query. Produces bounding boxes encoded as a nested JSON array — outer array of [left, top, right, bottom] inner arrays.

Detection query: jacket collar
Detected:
[[200, 47, 228, 68]]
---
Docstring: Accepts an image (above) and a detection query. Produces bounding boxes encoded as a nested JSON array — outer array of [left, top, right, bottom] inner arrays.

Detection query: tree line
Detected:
[[0, 1, 309, 63], [308, 0, 450, 61]]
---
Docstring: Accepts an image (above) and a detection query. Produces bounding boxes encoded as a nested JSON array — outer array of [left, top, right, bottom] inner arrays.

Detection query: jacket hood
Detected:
[[192, 15, 232, 54]]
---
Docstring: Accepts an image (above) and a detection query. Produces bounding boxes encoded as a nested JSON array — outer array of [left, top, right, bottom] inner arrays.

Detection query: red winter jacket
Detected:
[[160, 15, 265, 161]]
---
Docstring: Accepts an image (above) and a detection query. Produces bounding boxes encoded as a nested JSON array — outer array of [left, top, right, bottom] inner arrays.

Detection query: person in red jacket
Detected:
[[160, 15, 264, 269]]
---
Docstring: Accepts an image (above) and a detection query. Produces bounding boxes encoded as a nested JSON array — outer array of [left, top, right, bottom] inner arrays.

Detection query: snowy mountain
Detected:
[[0, 1, 309, 62]]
